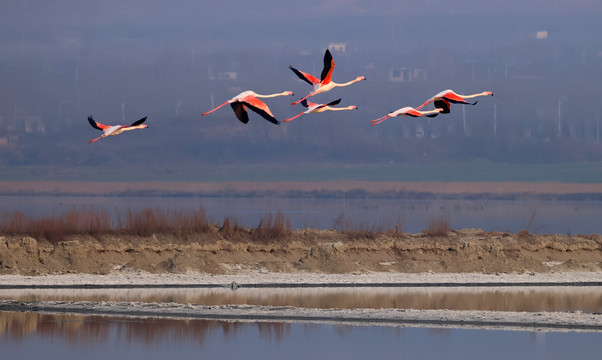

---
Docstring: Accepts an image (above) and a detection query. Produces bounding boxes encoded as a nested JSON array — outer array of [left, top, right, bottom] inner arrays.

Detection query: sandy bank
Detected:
[[1, 228, 601, 275]]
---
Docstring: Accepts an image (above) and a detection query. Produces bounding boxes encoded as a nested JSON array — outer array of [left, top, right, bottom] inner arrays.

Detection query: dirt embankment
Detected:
[[1, 228, 601, 276]]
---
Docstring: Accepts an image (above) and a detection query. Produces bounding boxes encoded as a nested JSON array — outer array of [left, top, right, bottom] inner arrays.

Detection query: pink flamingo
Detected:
[[201, 90, 293, 125], [370, 107, 443, 126], [283, 99, 357, 122], [415, 89, 493, 111], [289, 49, 365, 106], [87, 116, 148, 144]]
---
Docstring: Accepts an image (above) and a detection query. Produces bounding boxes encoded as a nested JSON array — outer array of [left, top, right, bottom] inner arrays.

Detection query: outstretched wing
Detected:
[[320, 49, 334, 84], [326, 98, 341, 107], [245, 103, 279, 125], [236, 95, 279, 125], [129, 116, 147, 126], [230, 102, 250, 124], [289, 66, 320, 86], [88, 116, 110, 131]]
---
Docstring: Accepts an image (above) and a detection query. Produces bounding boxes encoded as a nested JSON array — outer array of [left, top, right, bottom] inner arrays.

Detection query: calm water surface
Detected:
[[1, 287, 601, 313], [2, 195, 601, 234], [1, 311, 600, 360]]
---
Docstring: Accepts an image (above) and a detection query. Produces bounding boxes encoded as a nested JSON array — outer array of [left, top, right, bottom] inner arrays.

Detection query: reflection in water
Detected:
[[1, 311, 601, 360], [0, 311, 288, 346], [1, 287, 601, 313]]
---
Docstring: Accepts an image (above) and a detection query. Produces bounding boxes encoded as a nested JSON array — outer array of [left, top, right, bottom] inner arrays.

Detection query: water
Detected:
[[1, 311, 601, 360], [1, 287, 601, 313], [2, 195, 601, 234]]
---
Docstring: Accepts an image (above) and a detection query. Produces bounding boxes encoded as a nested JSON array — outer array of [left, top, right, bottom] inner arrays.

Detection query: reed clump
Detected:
[[422, 218, 452, 236]]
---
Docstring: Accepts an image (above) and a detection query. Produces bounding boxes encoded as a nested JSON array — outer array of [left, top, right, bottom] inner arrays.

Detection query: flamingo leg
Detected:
[[291, 92, 316, 106], [414, 101, 431, 111], [88, 134, 106, 144], [370, 115, 391, 126], [201, 101, 229, 116], [282, 112, 306, 122]]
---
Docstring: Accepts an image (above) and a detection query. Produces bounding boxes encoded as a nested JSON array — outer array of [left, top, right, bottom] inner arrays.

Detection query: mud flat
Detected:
[[1, 299, 601, 332]]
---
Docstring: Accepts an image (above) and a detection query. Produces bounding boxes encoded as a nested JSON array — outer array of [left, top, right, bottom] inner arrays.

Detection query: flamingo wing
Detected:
[[441, 91, 475, 105], [326, 98, 341, 107], [230, 102, 250, 124], [320, 49, 334, 84], [88, 116, 110, 131], [289, 66, 320, 86], [129, 116, 148, 126], [433, 100, 451, 114], [241, 96, 279, 125], [300, 99, 319, 108], [403, 108, 425, 117]]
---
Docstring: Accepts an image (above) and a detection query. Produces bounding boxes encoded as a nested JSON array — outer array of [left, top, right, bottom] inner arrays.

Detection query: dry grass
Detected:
[[0, 207, 212, 243], [1, 210, 113, 243], [423, 218, 452, 236], [333, 212, 405, 239], [1, 208, 410, 244], [252, 212, 292, 243]]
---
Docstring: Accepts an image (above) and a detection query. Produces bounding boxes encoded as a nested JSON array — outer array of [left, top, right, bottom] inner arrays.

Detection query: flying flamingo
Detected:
[[201, 90, 293, 125], [87, 116, 148, 144], [415, 89, 493, 111], [289, 49, 365, 106], [370, 107, 443, 126], [283, 99, 357, 122]]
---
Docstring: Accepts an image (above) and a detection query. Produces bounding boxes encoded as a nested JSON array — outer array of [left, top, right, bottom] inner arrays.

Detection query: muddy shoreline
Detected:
[[2, 299, 601, 332]]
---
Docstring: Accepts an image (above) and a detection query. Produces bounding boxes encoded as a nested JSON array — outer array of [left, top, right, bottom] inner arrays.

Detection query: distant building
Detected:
[[209, 71, 238, 81], [389, 67, 427, 82], [23, 116, 45, 133], [328, 43, 347, 53]]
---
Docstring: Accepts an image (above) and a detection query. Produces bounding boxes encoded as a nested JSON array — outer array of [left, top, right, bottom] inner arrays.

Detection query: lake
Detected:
[[1, 195, 601, 234], [1, 311, 601, 360]]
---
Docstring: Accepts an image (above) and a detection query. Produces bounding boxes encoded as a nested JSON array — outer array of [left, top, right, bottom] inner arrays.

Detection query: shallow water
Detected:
[[1, 311, 601, 360], [2, 287, 601, 313], [2, 195, 601, 234]]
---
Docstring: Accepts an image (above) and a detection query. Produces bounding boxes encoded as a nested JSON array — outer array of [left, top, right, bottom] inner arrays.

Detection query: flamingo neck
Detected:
[[255, 91, 292, 99], [328, 106, 356, 111], [333, 77, 364, 87]]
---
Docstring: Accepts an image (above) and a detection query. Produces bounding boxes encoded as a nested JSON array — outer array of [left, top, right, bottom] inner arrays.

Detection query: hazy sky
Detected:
[[1, 0, 602, 174]]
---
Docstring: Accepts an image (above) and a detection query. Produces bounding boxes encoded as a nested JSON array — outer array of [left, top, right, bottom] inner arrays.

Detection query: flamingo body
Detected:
[[290, 49, 365, 105], [201, 90, 293, 125], [87, 116, 148, 144], [416, 89, 493, 110], [370, 107, 443, 126], [283, 99, 357, 122]]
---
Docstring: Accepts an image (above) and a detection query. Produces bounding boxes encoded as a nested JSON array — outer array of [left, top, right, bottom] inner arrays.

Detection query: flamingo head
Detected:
[[284, 91, 294, 96], [358, 76, 366, 81], [484, 91, 493, 96]]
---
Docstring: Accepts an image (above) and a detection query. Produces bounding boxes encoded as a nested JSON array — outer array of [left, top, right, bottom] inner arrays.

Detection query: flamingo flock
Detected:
[[87, 49, 493, 142]]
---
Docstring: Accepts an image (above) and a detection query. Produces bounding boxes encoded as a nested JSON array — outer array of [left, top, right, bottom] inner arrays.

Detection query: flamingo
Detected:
[[289, 49, 365, 106], [201, 90, 293, 125], [87, 116, 148, 144], [283, 99, 357, 122], [415, 89, 493, 111], [370, 107, 443, 126]]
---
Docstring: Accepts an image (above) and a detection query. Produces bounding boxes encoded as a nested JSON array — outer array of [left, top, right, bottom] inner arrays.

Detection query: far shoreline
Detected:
[[2, 180, 602, 201]]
